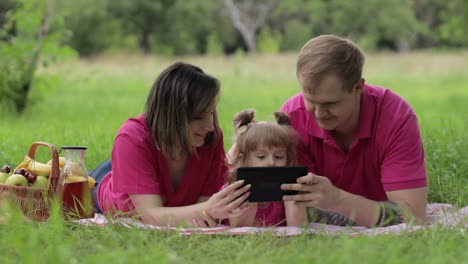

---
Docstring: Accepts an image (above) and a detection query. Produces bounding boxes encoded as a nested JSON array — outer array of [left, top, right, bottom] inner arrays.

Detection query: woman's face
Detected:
[[244, 146, 288, 167], [188, 103, 216, 148]]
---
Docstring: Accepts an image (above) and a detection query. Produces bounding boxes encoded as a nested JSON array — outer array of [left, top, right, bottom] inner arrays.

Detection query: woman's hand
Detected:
[[281, 172, 343, 211], [204, 180, 251, 220]]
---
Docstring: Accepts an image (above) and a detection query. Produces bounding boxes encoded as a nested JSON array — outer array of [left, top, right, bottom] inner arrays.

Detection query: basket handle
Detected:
[[27, 142, 61, 192]]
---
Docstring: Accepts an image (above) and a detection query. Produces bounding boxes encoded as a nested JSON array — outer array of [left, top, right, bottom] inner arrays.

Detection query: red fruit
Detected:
[[24, 172, 37, 184], [1, 165, 11, 173], [15, 168, 27, 176]]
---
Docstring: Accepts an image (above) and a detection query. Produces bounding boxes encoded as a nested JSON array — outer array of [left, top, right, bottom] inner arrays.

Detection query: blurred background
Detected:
[[1, 0, 466, 114], [61, 0, 466, 55], [2, 0, 466, 56], [0, 0, 468, 112]]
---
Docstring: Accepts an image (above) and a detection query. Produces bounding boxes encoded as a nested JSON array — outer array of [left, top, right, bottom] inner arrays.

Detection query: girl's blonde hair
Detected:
[[226, 109, 298, 183]]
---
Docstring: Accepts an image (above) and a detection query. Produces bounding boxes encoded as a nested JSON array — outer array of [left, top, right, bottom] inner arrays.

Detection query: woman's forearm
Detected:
[[138, 202, 207, 226]]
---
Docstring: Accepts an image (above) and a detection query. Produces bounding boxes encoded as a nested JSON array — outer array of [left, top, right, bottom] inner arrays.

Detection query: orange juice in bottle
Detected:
[[60, 146, 94, 219]]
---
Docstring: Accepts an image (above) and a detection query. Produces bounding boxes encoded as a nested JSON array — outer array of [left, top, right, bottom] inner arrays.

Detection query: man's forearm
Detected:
[[333, 190, 410, 227], [333, 190, 380, 227], [307, 208, 356, 226], [332, 190, 378, 227]]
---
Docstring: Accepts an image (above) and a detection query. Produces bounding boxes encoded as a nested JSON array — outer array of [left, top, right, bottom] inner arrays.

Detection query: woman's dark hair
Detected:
[[145, 62, 221, 158]]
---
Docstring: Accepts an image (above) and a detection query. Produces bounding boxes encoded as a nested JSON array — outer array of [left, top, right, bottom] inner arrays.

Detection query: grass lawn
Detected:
[[0, 52, 467, 263]]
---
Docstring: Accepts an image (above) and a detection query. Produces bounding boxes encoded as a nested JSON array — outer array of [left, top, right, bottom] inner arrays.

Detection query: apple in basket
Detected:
[[0, 172, 9, 183], [0, 164, 11, 183], [5, 174, 29, 186], [31, 176, 48, 188]]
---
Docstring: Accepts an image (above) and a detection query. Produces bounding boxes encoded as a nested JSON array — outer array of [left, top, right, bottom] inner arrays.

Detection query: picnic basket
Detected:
[[0, 142, 62, 221]]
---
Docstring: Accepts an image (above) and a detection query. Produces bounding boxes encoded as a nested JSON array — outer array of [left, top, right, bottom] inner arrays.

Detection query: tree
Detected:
[[59, 0, 120, 56], [0, 0, 71, 113], [109, 0, 174, 54], [271, 0, 327, 51], [323, 0, 422, 52], [221, 0, 280, 53], [0, 0, 17, 41], [413, 0, 467, 48]]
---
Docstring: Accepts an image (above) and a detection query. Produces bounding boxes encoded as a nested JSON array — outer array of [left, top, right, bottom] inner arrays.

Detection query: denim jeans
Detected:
[[89, 159, 112, 214]]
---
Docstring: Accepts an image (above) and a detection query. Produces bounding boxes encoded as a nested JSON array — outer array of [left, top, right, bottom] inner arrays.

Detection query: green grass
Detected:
[[0, 52, 467, 263]]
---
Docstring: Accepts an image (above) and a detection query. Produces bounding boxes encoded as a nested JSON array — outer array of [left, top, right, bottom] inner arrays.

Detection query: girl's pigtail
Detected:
[[233, 109, 255, 137], [226, 109, 256, 184], [274, 111, 298, 165], [273, 111, 291, 126]]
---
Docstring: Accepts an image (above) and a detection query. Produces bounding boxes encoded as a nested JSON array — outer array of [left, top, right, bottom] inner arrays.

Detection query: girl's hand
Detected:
[[226, 143, 239, 166], [284, 201, 308, 227], [205, 180, 251, 220], [229, 202, 257, 227], [231, 202, 256, 218], [190, 210, 217, 228]]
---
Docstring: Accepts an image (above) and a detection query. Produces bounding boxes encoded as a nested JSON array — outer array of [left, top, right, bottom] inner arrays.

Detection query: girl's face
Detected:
[[244, 146, 288, 167], [188, 103, 216, 148]]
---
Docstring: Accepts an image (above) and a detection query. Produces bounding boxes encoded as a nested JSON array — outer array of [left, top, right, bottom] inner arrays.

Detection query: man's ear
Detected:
[[353, 78, 365, 93]]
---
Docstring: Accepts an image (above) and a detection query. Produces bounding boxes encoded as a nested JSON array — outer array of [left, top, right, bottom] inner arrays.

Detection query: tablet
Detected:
[[236, 166, 308, 202]]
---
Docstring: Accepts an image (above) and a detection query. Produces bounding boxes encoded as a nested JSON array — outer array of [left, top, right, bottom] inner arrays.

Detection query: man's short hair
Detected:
[[297, 35, 365, 91]]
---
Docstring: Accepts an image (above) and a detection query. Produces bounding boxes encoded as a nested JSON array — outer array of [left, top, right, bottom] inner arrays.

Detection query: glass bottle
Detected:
[[60, 146, 94, 219]]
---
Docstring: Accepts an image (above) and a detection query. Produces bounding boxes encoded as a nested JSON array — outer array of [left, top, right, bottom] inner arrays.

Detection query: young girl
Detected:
[[225, 109, 308, 227]]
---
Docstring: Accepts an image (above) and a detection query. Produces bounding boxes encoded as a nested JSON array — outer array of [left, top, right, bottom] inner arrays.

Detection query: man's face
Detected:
[[299, 74, 363, 134]]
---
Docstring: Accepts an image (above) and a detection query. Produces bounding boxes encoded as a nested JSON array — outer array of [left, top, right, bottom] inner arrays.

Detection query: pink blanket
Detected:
[[75, 203, 467, 236]]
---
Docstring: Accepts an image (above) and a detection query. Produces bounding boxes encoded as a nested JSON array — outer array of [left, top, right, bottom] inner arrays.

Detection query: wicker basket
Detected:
[[0, 142, 62, 221]]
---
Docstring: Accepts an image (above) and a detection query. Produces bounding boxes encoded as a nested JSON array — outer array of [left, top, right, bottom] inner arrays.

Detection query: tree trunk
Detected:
[[15, 2, 51, 113], [222, 0, 279, 53], [140, 30, 151, 54], [243, 31, 256, 53]]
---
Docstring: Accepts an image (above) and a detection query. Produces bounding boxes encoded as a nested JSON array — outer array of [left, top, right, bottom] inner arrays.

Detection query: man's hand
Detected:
[[281, 172, 343, 211]]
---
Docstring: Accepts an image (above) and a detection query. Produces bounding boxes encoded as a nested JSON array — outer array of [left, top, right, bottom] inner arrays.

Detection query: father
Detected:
[[280, 35, 428, 227]]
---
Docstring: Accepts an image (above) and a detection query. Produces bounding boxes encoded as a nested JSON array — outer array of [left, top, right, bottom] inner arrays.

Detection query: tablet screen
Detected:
[[236, 166, 308, 202]]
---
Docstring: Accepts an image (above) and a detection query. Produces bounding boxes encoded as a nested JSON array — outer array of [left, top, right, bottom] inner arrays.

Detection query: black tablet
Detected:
[[236, 166, 308, 202]]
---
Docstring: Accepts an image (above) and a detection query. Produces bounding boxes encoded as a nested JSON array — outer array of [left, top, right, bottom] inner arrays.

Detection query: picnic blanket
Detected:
[[75, 203, 467, 236]]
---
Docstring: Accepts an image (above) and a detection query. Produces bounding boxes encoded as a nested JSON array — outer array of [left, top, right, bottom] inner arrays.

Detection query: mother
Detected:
[[91, 62, 250, 227]]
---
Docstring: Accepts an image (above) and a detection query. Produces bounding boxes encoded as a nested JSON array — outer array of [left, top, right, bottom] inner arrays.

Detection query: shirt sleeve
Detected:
[[200, 134, 228, 197], [381, 115, 428, 191], [111, 134, 161, 195]]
